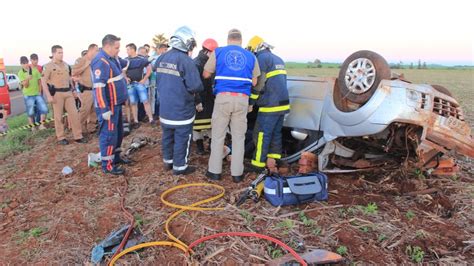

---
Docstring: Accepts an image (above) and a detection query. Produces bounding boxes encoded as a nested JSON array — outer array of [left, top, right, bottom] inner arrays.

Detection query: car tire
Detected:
[[431, 84, 453, 97], [337, 50, 391, 104]]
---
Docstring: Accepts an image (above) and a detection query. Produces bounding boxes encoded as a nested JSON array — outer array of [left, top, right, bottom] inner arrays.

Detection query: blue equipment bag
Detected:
[[263, 173, 328, 206]]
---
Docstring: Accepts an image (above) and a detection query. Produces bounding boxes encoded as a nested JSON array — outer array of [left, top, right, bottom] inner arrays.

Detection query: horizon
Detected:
[[0, 0, 472, 67]]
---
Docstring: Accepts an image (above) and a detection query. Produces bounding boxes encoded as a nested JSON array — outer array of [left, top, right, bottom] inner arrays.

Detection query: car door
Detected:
[[7, 75, 19, 90]]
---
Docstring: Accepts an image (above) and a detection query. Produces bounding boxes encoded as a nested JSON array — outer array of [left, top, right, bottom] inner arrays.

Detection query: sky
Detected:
[[1, 0, 473, 66]]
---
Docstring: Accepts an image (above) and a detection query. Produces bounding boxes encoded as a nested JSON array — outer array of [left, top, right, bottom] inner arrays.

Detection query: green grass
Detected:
[[0, 113, 54, 159], [6, 66, 22, 74], [336, 245, 348, 256]]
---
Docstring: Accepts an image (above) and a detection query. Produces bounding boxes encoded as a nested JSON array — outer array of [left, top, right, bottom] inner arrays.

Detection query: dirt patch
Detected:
[[0, 125, 472, 264]]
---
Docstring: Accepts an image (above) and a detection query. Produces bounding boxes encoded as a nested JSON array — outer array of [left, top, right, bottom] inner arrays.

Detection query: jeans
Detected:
[[24, 95, 48, 117]]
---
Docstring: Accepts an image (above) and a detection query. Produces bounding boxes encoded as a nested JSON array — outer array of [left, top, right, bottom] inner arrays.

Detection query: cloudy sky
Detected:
[[0, 0, 472, 66]]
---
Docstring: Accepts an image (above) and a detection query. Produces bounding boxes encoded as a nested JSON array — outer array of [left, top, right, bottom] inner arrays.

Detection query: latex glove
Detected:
[[102, 111, 112, 121], [196, 103, 203, 112], [248, 105, 253, 113]]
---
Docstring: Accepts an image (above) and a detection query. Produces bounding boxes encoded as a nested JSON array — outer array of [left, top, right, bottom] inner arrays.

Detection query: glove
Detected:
[[248, 105, 253, 113], [196, 103, 203, 112], [102, 111, 112, 121]]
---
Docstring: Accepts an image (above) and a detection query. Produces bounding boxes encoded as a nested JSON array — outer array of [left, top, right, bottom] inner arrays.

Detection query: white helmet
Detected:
[[169, 26, 197, 52]]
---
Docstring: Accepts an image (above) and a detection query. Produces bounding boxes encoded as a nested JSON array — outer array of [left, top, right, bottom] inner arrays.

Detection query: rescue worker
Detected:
[[72, 43, 99, 134], [246, 36, 289, 172], [193, 38, 218, 155], [204, 29, 261, 183], [91, 34, 130, 175], [154, 26, 203, 175], [42, 45, 86, 145]]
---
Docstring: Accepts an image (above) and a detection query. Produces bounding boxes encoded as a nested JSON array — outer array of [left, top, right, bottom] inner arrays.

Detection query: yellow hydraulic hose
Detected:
[[109, 183, 225, 266]]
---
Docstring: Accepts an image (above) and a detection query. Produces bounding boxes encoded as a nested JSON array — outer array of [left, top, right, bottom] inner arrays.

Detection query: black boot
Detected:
[[196, 139, 205, 155]]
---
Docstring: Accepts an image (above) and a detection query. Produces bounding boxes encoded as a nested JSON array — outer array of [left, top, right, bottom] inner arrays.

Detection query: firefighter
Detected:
[[193, 38, 218, 155], [247, 36, 290, 172], [155, 26, 203, 175], [91, 34, 130, 175]]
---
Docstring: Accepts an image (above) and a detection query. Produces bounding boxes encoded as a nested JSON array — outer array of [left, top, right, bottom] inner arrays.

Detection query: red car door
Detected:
[[0, 58, 12, 115]]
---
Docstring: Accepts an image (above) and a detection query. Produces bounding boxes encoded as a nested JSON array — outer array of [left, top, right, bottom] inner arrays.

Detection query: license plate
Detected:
[[445, 116, 469, 135]]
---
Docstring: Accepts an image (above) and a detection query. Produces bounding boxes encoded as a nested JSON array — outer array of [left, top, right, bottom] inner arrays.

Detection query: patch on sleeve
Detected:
[[94, 69, 101, 78]]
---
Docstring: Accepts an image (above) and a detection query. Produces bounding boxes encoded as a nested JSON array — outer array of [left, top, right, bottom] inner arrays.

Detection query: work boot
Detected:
[[164, 163, 173, 171], [58, 139, 69, 145], [232, 175, 244, 183], [75, 138, 88, 144], [103, 166, 125, 175], [149, 120, 158, 128], [173, 166, 196, 176], [206, 170, 222, 181], [116, 156, 132, 165], [131, 122, 140, 130], [196, 139, 205, 155]]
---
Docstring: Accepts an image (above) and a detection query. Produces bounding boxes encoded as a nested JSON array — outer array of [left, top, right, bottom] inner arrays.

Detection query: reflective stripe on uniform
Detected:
[[163, 159, 173, 164], [93, 82, 106, 88], [156, 68, 181, 77], [264, 187, 292, 195], [173, 164, 188, 171], [159, 116, 195, 126], [267, 153, 281, 159], [107, 74, 124, 83], [215, 76, 252, 82], [252, 132, 265, 167], [251, 160, 266, 167], [194, 118, 211, 130], [250, 93, 259, 100], [265, 69, 287, 79], [194, 119, 212, 124], [101, 154, 115, 161], [259, 104, 290, 113], [193, 124, 212, 130]]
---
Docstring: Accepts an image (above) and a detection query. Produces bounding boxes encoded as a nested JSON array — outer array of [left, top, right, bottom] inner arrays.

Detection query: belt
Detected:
[[55, 88, 71, 92], [218, 92, 248, 97]]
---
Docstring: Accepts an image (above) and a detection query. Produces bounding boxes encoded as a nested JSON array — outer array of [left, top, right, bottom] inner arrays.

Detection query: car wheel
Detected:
[[431, 84, 453, 97], [337, 50, 391, 104]]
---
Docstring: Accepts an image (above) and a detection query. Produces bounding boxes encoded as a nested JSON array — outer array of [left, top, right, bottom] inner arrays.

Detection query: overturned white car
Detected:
[[279, 50, 474, 172]]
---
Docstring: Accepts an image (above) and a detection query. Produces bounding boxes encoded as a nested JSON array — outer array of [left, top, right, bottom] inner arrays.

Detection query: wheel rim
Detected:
[[344, 58, 376, 94]]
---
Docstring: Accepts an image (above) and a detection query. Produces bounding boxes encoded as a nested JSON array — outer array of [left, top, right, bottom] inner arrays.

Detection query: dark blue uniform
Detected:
[[91, 49, 128, 172], [154, 48, 203, 172], [250, 49, 289, 169]]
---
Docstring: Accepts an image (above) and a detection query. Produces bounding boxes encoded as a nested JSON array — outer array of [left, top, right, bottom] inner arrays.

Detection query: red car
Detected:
[[0, 58, 12, 115]]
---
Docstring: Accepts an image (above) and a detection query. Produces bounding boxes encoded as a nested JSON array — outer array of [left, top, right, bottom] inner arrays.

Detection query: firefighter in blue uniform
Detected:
[[91, 34, 130, 175], [247, 36, 290, 172], [154, 26, 203, 175], [193, 38, 218, 155]]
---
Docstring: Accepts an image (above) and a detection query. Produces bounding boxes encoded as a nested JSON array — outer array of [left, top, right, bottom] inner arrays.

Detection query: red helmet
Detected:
[[202, 38, 218, 52]]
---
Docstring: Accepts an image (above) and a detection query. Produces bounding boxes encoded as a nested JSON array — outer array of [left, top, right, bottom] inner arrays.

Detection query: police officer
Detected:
[[155, 26, 203, 175], [72, 43, 99, 134], [91, 34, 130, 175], [193, 38, 218, 155], [204, 29, 260, 183], [246, 36, 290, 172], [42, 45, 86, 145]]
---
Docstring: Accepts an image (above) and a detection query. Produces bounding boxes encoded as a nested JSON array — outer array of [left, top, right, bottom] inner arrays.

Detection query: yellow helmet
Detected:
[[247, 36, 264, 53]]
